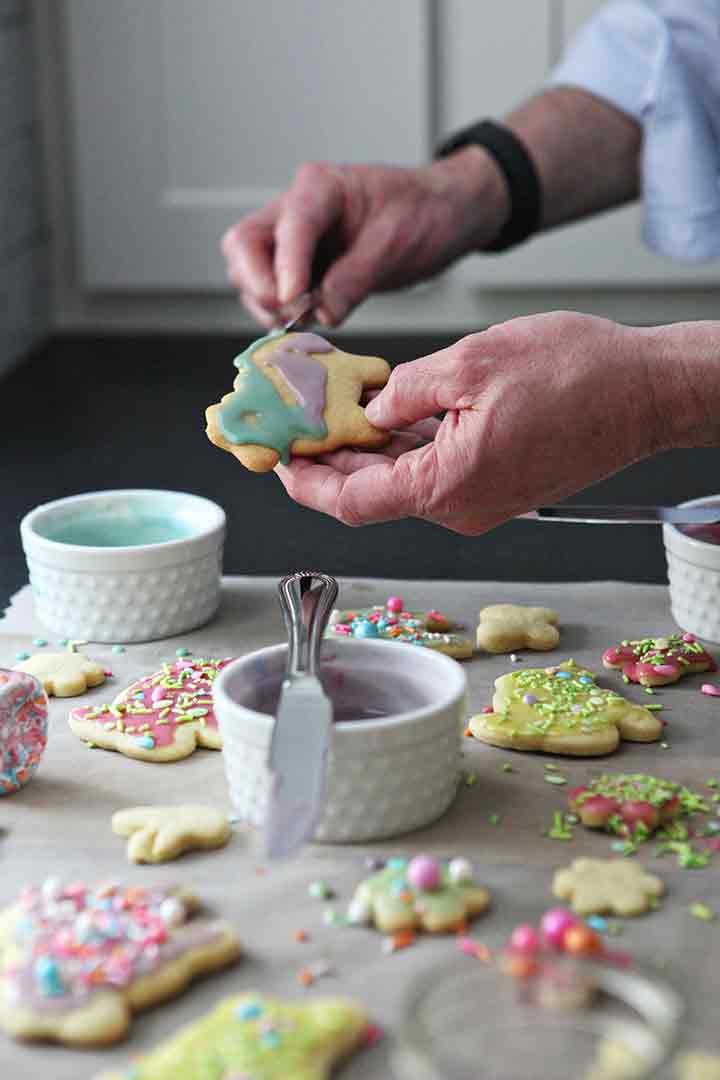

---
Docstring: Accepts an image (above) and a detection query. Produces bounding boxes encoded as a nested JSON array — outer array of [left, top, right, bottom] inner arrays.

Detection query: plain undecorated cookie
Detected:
[[469, 659, 662, 757], [13, 650, 106, 697], [94, 991, 371, 1080], [476, 604, 560, 654], [0, 880, 241, 1046], [553, 857, 664, 916], [112, 805, 232, 863], [206, 330, 390, 472]]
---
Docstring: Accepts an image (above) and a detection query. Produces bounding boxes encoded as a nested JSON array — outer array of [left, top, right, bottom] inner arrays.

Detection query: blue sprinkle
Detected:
[[176, 647, 191, 657], [555, 670, 573, 679], [236, 1001, 263, 1021], [32, 638, 47, 647], [390, 878, 409, 897], [261, 1029, 281, 1049], [15, 651, 31, 661], [578, 676, 594, 684], [386, 857, 407, 871], [352, 620, 378, 639], [135, 735, 155, 749], [34, 956, 64, 996], [587, 915, 608, 933], [610, 840, 627, 853], [57, 638, 69, 646], [112, 645, 126, 654]]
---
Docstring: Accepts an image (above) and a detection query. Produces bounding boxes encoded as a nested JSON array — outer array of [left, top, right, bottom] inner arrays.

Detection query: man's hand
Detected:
[[275, 312, 677, 534], [221, 151, 509, 327]]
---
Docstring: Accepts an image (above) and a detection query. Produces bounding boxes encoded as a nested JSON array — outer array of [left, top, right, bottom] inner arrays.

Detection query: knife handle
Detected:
[[278, 571, 339, 679]]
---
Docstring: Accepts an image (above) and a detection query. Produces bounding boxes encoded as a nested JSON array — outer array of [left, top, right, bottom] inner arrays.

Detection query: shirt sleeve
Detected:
[[549, 0, 720, 261]]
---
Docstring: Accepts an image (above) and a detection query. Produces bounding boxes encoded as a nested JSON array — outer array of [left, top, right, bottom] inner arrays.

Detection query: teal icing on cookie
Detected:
[[218, 331, 328, 464]]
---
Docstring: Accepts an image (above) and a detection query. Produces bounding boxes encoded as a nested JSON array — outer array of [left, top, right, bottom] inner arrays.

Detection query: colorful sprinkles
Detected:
[[603, 633, 716, 687], [326, 596, 472, 655]]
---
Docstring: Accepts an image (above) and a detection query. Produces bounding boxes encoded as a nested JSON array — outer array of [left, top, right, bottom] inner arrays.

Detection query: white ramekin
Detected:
[[213, 638, 468, 844], [663, 494, 720, 643], [20, 489, 225, 643]]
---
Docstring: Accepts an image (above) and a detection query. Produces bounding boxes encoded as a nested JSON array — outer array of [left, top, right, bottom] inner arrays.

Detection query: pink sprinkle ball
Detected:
[[540, 907, 579, 948], [683, 633, 696, 643], [407, 854, 442, 892], [701, 683, 720, 697], [509, 924, 541, 954], [386, 596, 404, 613]]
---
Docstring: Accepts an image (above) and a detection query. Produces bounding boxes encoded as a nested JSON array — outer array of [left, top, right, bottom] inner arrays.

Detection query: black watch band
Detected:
[[435, 119, 542, 252]]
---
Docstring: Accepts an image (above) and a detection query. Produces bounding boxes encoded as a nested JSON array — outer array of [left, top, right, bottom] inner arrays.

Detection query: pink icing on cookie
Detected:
[[602, 633, 716, 686], [6, 881, 224, 1010], [0, 669, 48, 794], [69, 657, 234, 750]]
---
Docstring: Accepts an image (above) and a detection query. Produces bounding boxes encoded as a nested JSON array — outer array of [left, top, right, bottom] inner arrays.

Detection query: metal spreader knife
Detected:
[[265, 571, 338, 859], [520, 505, 720, 525]]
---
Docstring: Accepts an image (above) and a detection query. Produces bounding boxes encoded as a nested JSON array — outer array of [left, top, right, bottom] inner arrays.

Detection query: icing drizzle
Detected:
[[218, 331, 331, 463]]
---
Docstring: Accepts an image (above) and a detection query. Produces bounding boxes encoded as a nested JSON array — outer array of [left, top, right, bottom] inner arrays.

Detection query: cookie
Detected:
[[468, 660, 662, 756], [327, 595, 473, 658], [0, 669, 48, 794], [0, 879, 241, 1045], [206, 330, 390, 472], [552, 857, 664, 917], [94, 991, 371, 1080], [603, 632, 716, 687], [112, 805, 231, 863], [13, 648, 106, 697], [346, 854, 490, 933], [68, 656, 232, 761], [568, 773, 704, 837], [476, 604, 560, 654], [675, 1052, 720, 1080]]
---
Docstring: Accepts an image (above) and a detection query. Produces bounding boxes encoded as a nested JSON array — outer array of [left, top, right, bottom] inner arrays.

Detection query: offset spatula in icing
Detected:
[[265, 571, 338, 859], [520, 506, 720, 525]]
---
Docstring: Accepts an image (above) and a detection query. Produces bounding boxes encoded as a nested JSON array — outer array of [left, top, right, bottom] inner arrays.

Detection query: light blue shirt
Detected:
[[550, 0, 720, 261]]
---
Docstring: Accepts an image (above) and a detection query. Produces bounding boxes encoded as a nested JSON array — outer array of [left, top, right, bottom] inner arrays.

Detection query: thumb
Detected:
[[365, 345, 469, 429]]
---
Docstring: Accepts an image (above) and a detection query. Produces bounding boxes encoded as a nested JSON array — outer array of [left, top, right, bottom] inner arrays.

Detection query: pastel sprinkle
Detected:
[[587, 915, 608, 933], [31, 638, 47, 647], [112, 645, 126, 654], [689, 902, 716, 921], [308, 881, 334, 901], [488, 813, 501, 825], [15, 651, 31, 661], [701, 683, 720, 697], [175, 647, 191, 658], [544, 773, 567, 786], [235, 1001, 263, 1020]]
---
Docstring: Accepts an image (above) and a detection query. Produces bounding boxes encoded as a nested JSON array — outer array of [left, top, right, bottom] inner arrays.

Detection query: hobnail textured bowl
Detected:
[[20, 490, 225, 643], [213, 638, 468, 844], [664, 495, 720, 643]]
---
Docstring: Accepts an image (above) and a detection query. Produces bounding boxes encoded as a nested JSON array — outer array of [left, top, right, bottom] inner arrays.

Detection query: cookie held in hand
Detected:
[[476, 604, 560, 654], [0, 880, 241, 1046], [468, 659, 662, 756], [552, 857, 664, 916], [68, 656, 232, 762], [93, 991, 371, 1080], [206, 331, 390, 472], [112, 805, 232, 863], [603, 632, 716, 687], [346, 854, 490, 934]]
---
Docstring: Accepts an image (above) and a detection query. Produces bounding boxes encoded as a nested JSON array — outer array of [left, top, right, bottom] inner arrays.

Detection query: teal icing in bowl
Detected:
[[36, 512, 196, 548]]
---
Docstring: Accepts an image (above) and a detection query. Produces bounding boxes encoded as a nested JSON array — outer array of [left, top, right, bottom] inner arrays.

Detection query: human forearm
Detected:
[[503, 86, 642, 231]]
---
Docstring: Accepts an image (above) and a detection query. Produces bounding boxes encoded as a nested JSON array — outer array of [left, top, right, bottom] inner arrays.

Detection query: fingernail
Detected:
[[277, 269, 294, 305], [320, 286, 348, 324], [364, 396, 382, 423]]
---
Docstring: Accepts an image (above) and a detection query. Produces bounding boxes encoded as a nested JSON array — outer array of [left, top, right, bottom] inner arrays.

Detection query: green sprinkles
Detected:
[[689, 902, 716, 921], [544, 773, 567, 786], [488, 813, 501, 825]]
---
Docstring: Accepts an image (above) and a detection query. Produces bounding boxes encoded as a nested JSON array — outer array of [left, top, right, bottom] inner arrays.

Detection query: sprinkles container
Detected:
[[20, 490, 225, 643], [664, 495, 720, 643], [213, 638, 468, 843], [0, 669, 48, 794]]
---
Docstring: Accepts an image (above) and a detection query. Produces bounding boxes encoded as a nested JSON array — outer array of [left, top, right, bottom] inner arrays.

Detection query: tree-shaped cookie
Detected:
[[469, 659, 662, 756], [346, 855, 490, 934], [0, 880, 240, 1045], [552, 857, 664, 916], [94, 992, 371, 1080], [14, 649, 106, 697], [476, 604, 560, 653], [68, 656, 231, 761], [206, 330, 390, 472], [112, 805, 231, 863], [603, 632, 716, 686]]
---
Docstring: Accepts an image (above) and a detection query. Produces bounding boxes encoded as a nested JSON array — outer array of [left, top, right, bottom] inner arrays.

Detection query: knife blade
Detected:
[[520, 506, 720, 525], [265, 571, 338, 859], [280, 291, 316, 332]]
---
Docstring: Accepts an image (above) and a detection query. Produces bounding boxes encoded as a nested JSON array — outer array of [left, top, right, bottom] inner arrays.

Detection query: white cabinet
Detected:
[[62, 0, 720, 294]]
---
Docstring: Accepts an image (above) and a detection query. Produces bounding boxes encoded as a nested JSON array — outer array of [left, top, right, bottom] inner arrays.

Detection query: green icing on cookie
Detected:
[[488, 660, 626, 736], [351, 862, 482, 930]]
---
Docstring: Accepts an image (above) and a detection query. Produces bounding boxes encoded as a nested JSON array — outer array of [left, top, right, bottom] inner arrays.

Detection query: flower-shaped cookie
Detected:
[[13, 650, 106, 697], [0, 880, 241, 1045], [553, 857, 664, 916], [68, 656, 232, 761], [603, 632, 716, 686], [206, 330, 390, 472], [327, 595, 473, 658], [476, 604, 560, 654], [94, 992, 371, 1080], [112, 804, 232, 863], [346, 855, 490, 934], [568, 773, 705, 836], [469, 660, 662, 756]]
